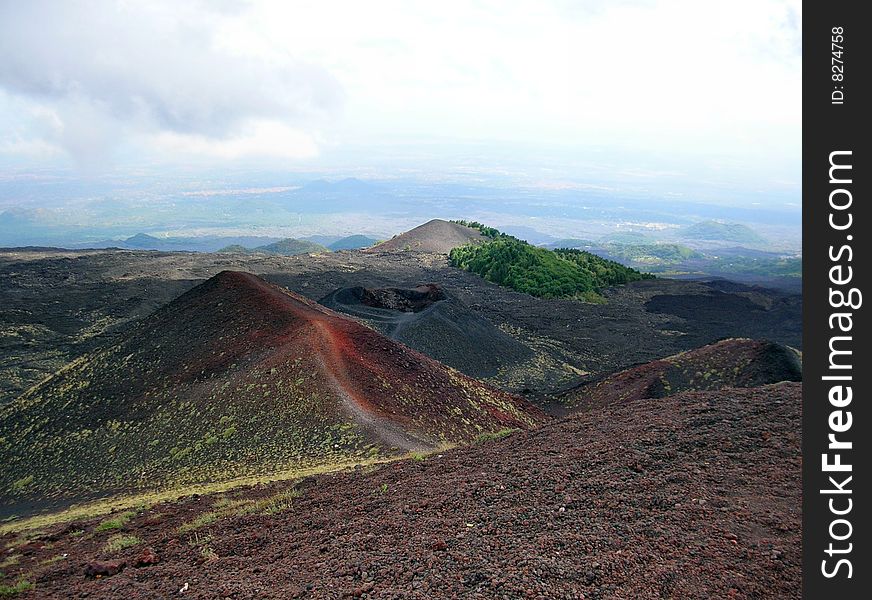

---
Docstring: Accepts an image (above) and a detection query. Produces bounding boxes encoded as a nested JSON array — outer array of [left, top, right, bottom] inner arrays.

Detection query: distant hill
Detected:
[[365, 219, 487, 254], [256, 238, 329, 255], [215, 244, 254, 254], [301, 235, 342, 247], [217, 236, 372, 254], [681, 221, 765, 244], [86, 235, 283, 253], [598, 231, 652, 244], [0, 272, 541, 513], [328, 235, 378, 251], [543, 238, 798, 289], [216, 238, 329, 256], [122, 233, 164, 248], [545, 238, 595, 249], [597, 243, 702, 264], [560, 338, 801, 410]]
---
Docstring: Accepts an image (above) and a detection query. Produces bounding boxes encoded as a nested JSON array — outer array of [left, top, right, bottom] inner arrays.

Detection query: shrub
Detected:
[[450, 220, 502, 239], [103, 534, 141, 554], [96, 511, 135, 532], [0, 580, 33, 596], [475, 428, 518, 444], [238, 487, 302, 516], [0, 556, 19, 569], [178, 511, 219, 533], [10, 476, 33, 492], [200, 545, 218, 562]]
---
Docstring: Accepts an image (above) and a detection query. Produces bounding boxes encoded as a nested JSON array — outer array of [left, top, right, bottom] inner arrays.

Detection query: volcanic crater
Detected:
[[0, 271, 541, 516]]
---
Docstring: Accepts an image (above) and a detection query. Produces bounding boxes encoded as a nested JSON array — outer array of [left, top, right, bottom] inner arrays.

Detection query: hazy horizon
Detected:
[[0, 0, 801, 250]]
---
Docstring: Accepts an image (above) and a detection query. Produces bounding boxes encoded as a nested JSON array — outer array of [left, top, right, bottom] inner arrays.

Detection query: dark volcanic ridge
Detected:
[[320, 284, 535, 380], [561, 338, 802, 410], [0, 248, 802, 405], [0, 271, 541, 515], [365, 219, 486, 254], [4, 383, 801, 599]]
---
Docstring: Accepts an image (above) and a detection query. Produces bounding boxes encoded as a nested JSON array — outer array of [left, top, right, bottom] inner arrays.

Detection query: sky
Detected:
[[0, 0, 801, 189]]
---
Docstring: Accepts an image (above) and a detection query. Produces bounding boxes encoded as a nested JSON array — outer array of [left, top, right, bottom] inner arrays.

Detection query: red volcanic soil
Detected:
[[561, 338, 802, 411], [184, 271, 540, 444], [1, 271, 540, 513], [7, 383, 801, 599], [364, 219, 487, 254]]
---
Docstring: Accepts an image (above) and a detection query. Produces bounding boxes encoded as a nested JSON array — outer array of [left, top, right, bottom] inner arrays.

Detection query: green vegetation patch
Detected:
[[38, 554, 67, 566], [10, 476, 33, 493], [0, 580, 32, 597], [449, 228, 651, 299], [237, 487, 302, 516], [178, 511, 219, 533], [103, 534, 141, 554], [450, 220, 502, 239], [179, 485, 303, 533], [95, 510, 135, 532], [475, 428, 518, 444]]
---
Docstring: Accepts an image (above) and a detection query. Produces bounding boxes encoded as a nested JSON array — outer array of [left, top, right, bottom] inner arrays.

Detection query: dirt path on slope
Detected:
[[311, 320, 434, 452], [234, 271, 435, 452]]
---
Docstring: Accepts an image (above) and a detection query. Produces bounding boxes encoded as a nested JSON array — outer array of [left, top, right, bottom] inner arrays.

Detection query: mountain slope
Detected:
[[0, 272, 540, 514], [561, 338, 801, 409], [14, 383, 801, 598], [366, 219, 486, 254]]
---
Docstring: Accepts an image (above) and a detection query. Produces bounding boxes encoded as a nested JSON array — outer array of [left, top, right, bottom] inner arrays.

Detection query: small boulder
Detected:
[[134, 547, 160, 567], [84, 560, 126, 578]]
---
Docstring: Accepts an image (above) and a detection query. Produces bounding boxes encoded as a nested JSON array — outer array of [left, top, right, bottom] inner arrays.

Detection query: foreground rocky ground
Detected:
[[3, 383, 801, 599]]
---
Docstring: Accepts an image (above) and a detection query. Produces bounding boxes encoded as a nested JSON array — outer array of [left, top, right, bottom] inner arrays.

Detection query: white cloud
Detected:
[[0, 0, 801, 173], [0, 0, 341, 166], [0, 135, 62, 159], [149, 119, 320, 161]]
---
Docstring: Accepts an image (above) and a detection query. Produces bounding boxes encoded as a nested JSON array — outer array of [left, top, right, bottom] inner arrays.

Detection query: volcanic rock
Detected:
[[364, 219, 486, 254]]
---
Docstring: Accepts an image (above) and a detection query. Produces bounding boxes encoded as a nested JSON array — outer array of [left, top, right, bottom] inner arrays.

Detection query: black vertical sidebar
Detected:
[[803, 1, 868, 597]]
